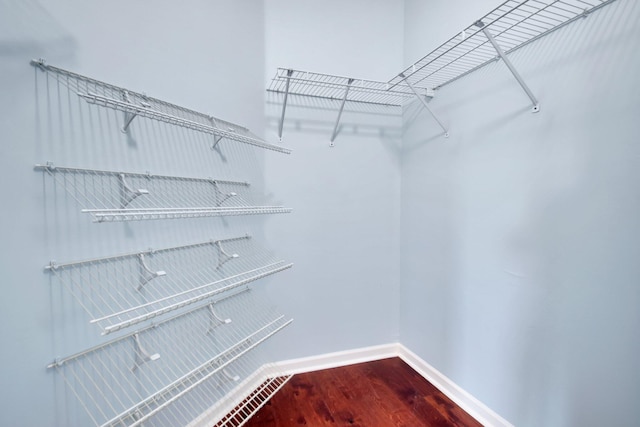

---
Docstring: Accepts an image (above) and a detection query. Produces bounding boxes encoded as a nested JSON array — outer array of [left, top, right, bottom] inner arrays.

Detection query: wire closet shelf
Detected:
[[269, 0, 618, 141], [31, 60, 291, 154], [48, 288, 293, 427], [389, 0, 618, 90], [46, 234, 293, 335], [35, 163, 292, 222]]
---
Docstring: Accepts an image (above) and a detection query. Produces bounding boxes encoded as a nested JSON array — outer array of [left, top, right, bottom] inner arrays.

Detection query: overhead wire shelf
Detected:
[[48, 289, 292, 427], [35, 163, 292, 222], [46, 235, 293, 335], [389, 0, 618, 90], [267, 68, 424, 108], [269, 0, 619, 141], [31, 60, 291, 154]]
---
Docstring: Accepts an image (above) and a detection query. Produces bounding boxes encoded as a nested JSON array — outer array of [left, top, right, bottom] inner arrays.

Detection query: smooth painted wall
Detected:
[[0, 1, 270, 425], [400, 1, 640, 426], [262, 0, 405, 361]]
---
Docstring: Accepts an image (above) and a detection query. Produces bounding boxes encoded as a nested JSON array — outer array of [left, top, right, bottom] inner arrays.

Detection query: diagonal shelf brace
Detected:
[[121, 91, 151, 133], [400, 73, 449, 138], [476, 20, 540, 113], [278, 69, 294, 141], [330, 78, 354, 146]]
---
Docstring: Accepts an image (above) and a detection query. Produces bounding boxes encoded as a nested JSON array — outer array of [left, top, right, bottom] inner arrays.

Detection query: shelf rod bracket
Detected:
[[119, 173, 149, 208], [215, 241, 239, 269], [137, 253, 166, 291], [211, 180, 237, 206], [476, 21, 540, 113], [121, 91, 151, 133], [400, 73, 449, 138], [131, 333, 160, 372], [222, 368, 240, 382], [278, 69, 294, 141], [206, 303, 232, 334], [330, 78, 354, 146]]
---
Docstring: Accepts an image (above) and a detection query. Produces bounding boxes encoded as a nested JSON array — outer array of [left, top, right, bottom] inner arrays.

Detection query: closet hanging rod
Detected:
[[389, 0, 619, 90], [31, 59, 291, 154]]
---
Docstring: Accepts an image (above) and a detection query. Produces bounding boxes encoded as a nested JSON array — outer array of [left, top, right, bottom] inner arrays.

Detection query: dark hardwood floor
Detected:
[[242, 357, 482, 427]]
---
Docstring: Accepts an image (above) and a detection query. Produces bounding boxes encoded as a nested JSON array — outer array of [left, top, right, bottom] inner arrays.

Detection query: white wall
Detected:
[[0, 1, 271, 425], [400, 1, 640, 426], [263, 0, 404, 360]]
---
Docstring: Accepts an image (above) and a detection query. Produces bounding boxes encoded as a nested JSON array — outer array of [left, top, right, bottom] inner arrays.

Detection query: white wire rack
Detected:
[[35, 163, 292, 222], [268, 68, 422, 108], [46, 235, 293, 335], [31, 59, 291, 154], [209, 375, 292, 427], [269, 0, 618, 140], [48, 288, 293, 427], [389, 0, 618, 91]]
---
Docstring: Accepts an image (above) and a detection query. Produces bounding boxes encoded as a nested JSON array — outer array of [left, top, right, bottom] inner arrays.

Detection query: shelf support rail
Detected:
[[400, 73, 449, 138], [475, 20, 540, 113], [278, 69, 294, 141], [330, 78, 354, 146]]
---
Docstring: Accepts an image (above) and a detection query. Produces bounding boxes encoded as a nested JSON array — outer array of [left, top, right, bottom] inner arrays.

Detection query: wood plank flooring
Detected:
[[242, 357, 482, 427]]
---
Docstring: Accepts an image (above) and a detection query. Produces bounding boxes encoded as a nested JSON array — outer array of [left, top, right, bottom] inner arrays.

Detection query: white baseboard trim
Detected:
[[396, 344, 514, 427], [190, 343, 513, 427], [262, 343, 399, 377]]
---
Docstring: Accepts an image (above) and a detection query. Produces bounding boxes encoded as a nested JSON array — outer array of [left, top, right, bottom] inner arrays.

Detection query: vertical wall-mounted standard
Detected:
[[475, 20, 540, 113]]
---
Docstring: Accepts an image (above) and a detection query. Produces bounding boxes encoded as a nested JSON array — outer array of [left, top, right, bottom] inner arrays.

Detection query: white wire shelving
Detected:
[[269, 0, 619, 142], [48, 288, 293, 427], [35, 163, 292, 222], [267, 68, 427, 144], [31, 60, 291, 154], [46, 235, 293, 335]]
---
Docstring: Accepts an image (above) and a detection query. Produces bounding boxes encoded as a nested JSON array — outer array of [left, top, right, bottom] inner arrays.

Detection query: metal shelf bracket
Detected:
[[399, 73, 449, 137], [119, 173, 149, 208], [131, 333, 160, 372], [138, 253, 166, 291], [211, 180, 237, 206], [206, 302, 232, 334], [475, 20, 540, 113], [215, 241, 239, 269], [121, 91, 152, 133], [222, 369, 240, 382], [330, 78, 355, 147], [278, 69, 294, 141]]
